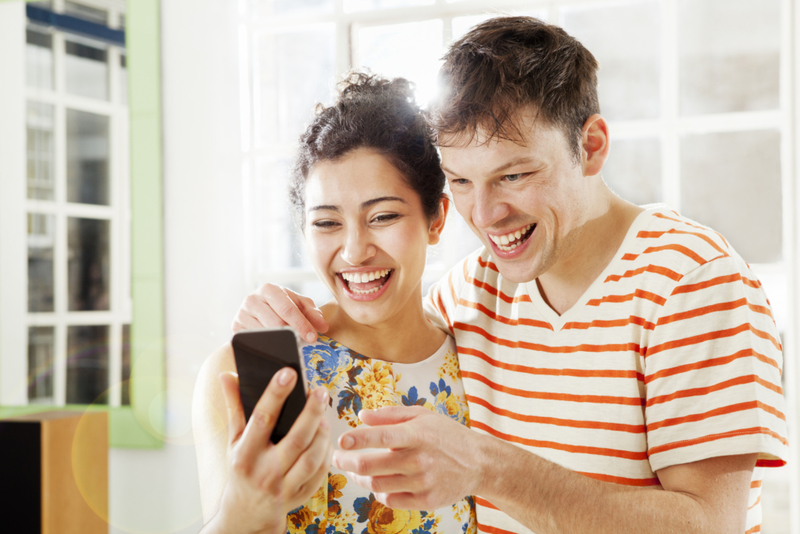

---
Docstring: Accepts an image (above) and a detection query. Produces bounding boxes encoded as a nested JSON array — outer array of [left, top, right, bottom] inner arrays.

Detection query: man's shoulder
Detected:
[[622, 206, 743, 278]]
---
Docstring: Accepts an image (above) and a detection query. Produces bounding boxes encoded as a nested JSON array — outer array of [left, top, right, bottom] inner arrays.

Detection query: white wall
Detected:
[[108, 0, 246, 531]]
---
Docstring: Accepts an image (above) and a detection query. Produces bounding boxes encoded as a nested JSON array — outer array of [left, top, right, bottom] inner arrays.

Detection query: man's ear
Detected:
[[580, 114, 610, 177], [428, 196, 450, 245]]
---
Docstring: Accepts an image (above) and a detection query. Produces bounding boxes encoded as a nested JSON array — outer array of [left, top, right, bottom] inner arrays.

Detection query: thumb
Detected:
[[357, 405, 428, 426]]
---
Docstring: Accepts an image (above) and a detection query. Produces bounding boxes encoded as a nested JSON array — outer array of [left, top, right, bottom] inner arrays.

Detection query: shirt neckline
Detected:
[[523, 205, 665, 331], [314, 333, 454, 367]]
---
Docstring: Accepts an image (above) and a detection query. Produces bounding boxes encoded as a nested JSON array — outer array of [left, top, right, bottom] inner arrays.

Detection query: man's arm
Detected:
[[333, 406, 756, 534]]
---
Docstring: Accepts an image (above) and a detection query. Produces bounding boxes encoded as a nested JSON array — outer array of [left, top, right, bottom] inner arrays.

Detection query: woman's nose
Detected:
[[340, 228, 376, 265]]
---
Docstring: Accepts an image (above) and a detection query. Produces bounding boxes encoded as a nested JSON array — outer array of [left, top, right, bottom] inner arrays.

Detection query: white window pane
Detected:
[[255, 159, 310, 272], [603, 138, 661, 206], [356, 19, 443, 107], [27, 101, 55, 200], [345, 0, 434, 13], [254, 25, 335, 146], [28, 326, 55, 404], [67, 109, 110, 205], [65, 36, 109, 101], [28, 213, 55, 313], [562, 1, 660, 121], [452, 11, 547, 43], [26, 27, 53, 90], [64, 1, 108, 24], [679, 0, 780, 116], [67, 325, 109, 405], [254, 0, 333, 17], [680, 130, 782, 264]]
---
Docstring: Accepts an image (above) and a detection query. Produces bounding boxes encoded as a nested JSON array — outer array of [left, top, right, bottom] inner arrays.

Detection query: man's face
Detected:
[[440, 109, 593, 284]]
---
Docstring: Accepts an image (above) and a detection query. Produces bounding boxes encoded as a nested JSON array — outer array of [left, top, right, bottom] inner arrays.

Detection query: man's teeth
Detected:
[[489, 224, 533, 251], [340, 269, 391, 284]]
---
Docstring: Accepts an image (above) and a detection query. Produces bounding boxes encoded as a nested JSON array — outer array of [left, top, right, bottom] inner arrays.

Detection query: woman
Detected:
[[193, 72, 476, 534]]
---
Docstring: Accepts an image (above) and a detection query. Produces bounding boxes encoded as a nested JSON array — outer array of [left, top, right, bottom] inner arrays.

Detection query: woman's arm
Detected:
[[192, 343, 332, 533]]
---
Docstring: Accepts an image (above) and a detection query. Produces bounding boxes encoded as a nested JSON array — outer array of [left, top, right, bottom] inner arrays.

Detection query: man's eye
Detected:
[[504, 173, 525, 182], [451, 178, 470, 186]]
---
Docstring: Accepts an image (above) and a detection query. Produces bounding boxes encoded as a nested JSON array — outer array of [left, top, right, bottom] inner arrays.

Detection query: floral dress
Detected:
[[287, 334, 477, 534]]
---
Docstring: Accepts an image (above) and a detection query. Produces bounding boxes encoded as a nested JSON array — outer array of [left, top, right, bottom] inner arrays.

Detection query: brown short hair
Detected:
[[429, 16, 600, 160]]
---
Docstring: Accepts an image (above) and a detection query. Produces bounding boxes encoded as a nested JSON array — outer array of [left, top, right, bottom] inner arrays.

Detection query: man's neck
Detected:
[[537, 192, 643, 316]]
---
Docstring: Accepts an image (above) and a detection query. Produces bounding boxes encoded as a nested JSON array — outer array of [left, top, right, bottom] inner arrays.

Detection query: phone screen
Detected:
[[231, 328, 307, 443]]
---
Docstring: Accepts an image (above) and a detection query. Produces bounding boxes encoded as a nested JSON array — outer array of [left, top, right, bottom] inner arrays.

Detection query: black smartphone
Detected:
[[231, 327, 307, 444]]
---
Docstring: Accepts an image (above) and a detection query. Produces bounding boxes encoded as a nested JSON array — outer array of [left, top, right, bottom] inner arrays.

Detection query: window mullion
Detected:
[[660, 0, 680, 211]]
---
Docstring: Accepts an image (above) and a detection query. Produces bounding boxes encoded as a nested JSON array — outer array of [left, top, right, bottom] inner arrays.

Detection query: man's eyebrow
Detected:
[[307, 196, 407, 213], [442, 157, 536, 178]]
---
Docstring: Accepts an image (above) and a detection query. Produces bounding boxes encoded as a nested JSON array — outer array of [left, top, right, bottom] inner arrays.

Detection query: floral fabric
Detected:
[[286, 334, 476, 534]]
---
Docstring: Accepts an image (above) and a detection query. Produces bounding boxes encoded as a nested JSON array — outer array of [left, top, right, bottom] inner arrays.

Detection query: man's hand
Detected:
[[205, 368, 332, 534], [232, 283, 329, 343], [331, 406, 480, 511]]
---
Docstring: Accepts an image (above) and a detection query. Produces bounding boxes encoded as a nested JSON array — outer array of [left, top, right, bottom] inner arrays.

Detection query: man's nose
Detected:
[[472, 187, 510, 229], [340, 227, 377, 265]]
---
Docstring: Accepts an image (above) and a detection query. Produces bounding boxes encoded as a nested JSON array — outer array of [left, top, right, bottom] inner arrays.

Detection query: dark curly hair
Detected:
[[290, 71, 446, 227], [429, 16, 600, 162]]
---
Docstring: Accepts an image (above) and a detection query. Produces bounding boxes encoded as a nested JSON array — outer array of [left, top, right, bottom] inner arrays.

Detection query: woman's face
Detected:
[[304, 147, 444, 327]]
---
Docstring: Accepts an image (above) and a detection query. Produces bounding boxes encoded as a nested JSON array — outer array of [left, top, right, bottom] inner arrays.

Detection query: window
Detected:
[[0, 0, 165, 448], [238, 0, 798, 531]]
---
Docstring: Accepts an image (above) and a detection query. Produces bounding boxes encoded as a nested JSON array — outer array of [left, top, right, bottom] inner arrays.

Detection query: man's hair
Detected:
[[429, 16, 600, 161]]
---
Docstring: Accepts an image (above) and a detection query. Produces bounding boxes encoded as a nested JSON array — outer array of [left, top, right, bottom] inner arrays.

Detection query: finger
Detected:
[[231, 308, 274, 333], [332, 448, 418, 477], [237, 367, 297, 464], [275, 387, 329, 475], [283, 418, 331, 497], [357, 405, 428, 427], [219, 372, 246, 446], [260, 285, 321, 343], [348, 472, 426, 495], [287, 289, 329, 336], [338, 418, 418, 451], [241, 290, 290, 330]]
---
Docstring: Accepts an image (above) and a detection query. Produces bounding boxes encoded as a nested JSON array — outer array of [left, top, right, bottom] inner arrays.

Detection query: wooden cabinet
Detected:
[[0, 411, 108, 534]]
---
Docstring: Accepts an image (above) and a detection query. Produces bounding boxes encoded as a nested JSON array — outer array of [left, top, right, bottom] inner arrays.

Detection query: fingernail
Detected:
[[278, 368, 292, 386], [315, 387, 328, 402], [306, 332, 317, 343], [340, 435, 354, 449]]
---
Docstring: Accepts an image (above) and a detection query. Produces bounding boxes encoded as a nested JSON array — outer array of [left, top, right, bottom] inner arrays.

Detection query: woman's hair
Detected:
[[289, 71, 445, 226]]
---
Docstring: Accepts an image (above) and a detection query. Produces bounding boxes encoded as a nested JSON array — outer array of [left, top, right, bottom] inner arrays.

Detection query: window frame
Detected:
[[0, 0, 165, 449]]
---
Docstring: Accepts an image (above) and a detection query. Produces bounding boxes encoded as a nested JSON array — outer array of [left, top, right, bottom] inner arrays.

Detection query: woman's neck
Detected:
[[320, 297, 446, 364]]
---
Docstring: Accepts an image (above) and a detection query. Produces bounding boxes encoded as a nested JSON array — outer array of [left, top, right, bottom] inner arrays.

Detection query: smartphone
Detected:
[[231, 327, 307, 444]]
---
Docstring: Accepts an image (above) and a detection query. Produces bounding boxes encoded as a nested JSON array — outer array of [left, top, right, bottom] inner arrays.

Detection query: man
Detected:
[[233, 17, 788, 533]]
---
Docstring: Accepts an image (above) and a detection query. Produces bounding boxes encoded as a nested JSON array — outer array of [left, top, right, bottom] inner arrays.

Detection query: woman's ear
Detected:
[[427, 196, 450, 245]]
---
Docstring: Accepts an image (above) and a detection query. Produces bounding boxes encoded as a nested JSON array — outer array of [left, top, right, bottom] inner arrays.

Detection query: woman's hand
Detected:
[[205, 368, 332, 534], [231, 283, 329, 343]]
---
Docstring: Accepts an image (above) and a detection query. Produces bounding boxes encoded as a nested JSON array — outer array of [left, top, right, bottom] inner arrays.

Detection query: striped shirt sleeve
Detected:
[[423, 256, 470, 336], [644, 255, 788, 472]]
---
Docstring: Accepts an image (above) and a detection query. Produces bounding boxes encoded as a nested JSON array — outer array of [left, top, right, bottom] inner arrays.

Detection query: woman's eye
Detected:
[[372, 213, 399, 223], [312, 220, 338, 228]]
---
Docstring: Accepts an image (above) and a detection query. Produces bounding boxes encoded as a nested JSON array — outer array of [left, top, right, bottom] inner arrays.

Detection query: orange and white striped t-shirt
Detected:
[[424, 206, 788, 534]]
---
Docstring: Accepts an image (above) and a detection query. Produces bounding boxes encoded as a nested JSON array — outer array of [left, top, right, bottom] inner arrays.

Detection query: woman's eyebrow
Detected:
[[308, 196, 406, 213], [360, 196, 407, 210]]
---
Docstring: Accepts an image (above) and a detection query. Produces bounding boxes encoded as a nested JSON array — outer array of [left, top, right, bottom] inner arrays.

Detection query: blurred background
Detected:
[[0, 0, 798, 532]]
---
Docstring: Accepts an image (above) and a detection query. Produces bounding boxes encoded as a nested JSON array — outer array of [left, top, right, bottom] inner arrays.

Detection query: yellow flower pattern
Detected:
[[288, 335, 476, 534]]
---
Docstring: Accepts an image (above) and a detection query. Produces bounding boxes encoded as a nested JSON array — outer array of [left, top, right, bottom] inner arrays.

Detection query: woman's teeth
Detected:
[[340, 269, 390, 283], [489, 224, 534, 251], [340, 269, 392, 295]]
